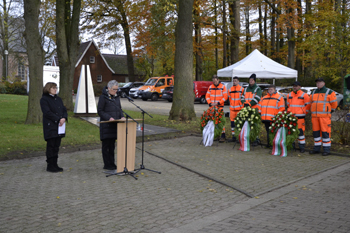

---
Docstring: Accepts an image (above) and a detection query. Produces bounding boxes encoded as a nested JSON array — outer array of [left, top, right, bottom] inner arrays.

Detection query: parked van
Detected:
[[193, 81, 212, 104], [138, 76, 174, 101]]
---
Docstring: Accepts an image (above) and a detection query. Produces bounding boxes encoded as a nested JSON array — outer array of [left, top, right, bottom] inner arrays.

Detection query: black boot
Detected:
[[53, 157, 63, 172], [46, 158, 59, 173]]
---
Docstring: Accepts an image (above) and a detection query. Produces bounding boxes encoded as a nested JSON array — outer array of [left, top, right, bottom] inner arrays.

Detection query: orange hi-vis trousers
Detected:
[[297, 118, 306, 148], [312, 117, 331, 152]]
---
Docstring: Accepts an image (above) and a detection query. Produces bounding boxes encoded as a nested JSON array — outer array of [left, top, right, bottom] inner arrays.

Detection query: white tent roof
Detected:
[[217, 49, 298, 79]]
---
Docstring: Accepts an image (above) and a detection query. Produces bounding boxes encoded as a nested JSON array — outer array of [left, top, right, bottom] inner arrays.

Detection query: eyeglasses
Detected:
[[51, 87, 57, 89], [112, 89, 118, 91]]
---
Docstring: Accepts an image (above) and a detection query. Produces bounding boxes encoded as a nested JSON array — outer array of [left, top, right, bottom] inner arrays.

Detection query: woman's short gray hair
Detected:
[[107, 80, 119, 88]]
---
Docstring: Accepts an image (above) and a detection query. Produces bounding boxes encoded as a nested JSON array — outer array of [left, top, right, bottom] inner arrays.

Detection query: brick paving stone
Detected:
[[1, 136, 349, 233]]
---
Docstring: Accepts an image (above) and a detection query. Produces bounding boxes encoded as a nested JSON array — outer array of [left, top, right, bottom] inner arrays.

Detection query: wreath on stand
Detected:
[[234, 106, 261, 141], [268, 111, 299, 150], [200, 106, 226, 139]]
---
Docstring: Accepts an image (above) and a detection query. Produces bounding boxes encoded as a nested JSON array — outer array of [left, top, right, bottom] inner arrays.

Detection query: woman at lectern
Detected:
[[40, 82, 68, 173], [98, 80, 125, 170]]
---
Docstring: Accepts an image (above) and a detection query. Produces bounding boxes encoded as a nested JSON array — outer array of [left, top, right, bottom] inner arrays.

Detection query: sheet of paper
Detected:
[[58, 122, 66, 134]]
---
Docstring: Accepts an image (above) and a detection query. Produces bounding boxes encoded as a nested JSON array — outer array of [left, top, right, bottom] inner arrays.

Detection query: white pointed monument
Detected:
[[74, 65, 97, 115]]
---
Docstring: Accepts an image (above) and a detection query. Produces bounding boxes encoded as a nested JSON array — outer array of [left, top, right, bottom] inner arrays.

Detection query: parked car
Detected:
[[161, 86, 174, 102], [129, 86, 143, 99], [193, 81, 212, 104], [138, 76, 174, 101], [117, 82, 144, 97]]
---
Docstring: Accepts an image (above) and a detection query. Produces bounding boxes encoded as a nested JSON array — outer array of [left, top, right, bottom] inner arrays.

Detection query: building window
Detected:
[[18, 63, 25, 81], [90, 56, 95, 63], [97, 75, 102, 82]]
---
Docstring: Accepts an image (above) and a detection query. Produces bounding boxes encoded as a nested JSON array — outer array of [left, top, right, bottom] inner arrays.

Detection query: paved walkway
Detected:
[[1, 134, 350, 232]]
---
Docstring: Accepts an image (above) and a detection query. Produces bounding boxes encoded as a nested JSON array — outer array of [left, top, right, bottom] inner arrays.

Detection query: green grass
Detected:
[[0, 94, 203, 160]]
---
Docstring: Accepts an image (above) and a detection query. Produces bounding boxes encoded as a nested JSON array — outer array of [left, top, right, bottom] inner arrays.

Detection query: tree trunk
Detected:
[[1, 0, 9, 80], [194, 4, 203, 81], [258, 1, 263, 50], [222, 0, 227, 67], [117, 1, 135, 82], [229, 0, 240, 64], [245, 5, 251, 55], [264, 4, 267, 55], [169, 0, 196, 121], [270, 3, 275, 57], [56, 0, 81, 111], [23, 0, 44, 124], [215, 0, 218, 70], [287, 8, 295, 68]]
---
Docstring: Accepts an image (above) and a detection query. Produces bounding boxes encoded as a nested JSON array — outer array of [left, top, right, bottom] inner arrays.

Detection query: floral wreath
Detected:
[[268, 111, 299, 150], [234, 106, 261, 141], [200, 106, 226, 139]]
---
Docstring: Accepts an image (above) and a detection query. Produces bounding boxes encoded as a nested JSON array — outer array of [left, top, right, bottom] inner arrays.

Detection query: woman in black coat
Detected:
[[40, 82, 68, 173], [98, 80, 125, 170]]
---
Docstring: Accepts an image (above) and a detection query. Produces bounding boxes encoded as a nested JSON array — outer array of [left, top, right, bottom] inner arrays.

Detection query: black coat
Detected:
[[98, 87, 124, 140], [40, 93, 68, 141]]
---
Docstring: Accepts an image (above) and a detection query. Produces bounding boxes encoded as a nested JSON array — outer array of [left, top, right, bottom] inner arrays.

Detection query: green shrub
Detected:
[[93, 82, 107, 96], [0, 83, 6, 94], [4, 81, 27, 95]]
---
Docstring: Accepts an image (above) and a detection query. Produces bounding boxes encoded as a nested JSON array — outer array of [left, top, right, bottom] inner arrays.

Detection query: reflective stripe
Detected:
[[299, 135, 305, 140], [314, 137, 321, 141], [230, 104, 243, 109], [323, 142, 331, 147], [311, 111, 331, 115], [295, 114, 306, 117], [209, 93, 224, 97], [261, 114, 275, 117], [289, 104, 305, 108], [329, 99, 337, 103], [314, 142, 322, 146], [299, 141, 306, 144], [230, 97, 242, 101], [322, 138, 331, 142]]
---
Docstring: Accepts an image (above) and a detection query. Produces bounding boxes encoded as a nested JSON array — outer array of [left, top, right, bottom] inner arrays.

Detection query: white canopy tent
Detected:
[[217, 49, 298, 84]]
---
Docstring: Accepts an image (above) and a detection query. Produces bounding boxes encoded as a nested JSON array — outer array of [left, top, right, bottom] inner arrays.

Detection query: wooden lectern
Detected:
[[100, 119, 142, 173]]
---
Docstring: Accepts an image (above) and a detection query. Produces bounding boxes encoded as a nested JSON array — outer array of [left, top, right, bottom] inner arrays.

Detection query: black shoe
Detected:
[[219, 137, 226, 143], [47, 164, 60, 173], [309, 150, 320, 154], [322, 152, 330, 156], [300, 149, 305, 153], [227, 138, 236, 142], [103, 166, 116, 170], [55, 165, 63, 172]]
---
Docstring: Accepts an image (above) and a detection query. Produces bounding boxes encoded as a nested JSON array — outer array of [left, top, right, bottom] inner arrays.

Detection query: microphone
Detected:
[[125, 95, 134, 102]]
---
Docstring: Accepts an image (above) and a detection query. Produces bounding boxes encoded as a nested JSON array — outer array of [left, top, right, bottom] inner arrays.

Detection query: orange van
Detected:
[[138, 76, 174, 101]]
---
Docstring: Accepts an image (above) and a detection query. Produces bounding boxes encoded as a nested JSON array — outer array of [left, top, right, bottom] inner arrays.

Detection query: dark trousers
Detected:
[[102, 138, 116, 169], [46, 137, 62, 160], [263, 121, 271, 146]]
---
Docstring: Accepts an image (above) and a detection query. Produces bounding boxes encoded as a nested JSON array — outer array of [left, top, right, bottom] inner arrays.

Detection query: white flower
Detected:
[[251, 126, 254, 129], [277, 124, 280, 127], [269, 126, 272, 129], [238, 128, 241, 131], [292, 129, 295, 131], [272, 123, 275, 126], [237, 124, 240, 127], [289, 124, 292, 128], [255, 116, 258, 119]]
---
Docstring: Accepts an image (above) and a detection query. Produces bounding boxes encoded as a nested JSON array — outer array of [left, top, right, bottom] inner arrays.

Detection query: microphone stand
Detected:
[[126, 98, 161, 175], [106, 110, 139, 179]]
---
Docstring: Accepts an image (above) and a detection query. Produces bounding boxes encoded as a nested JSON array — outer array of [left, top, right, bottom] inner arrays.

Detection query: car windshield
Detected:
[[144, 79, 158, 86], [123, 82, 132, 88]]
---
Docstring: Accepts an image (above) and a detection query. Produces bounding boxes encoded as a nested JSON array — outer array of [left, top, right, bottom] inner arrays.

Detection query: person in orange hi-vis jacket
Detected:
[[309, 78, 338, 156], [286, 81, 311, 153], [260, 85, 285, 148], [227, 76, 244, 142], [206, 75, 228, 142]]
